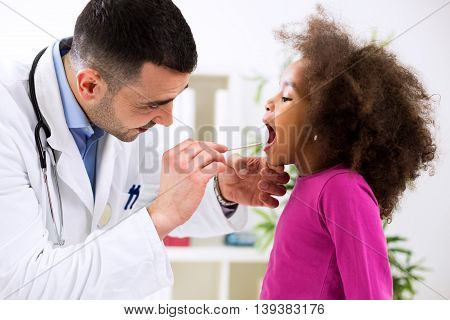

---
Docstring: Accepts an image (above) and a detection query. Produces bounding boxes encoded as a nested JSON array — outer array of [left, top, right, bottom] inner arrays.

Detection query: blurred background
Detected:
[[0, 0, 449, 299]]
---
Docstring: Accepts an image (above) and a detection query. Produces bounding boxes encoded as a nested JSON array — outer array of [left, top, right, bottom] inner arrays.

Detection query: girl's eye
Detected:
[[281, 97, 292, 103]]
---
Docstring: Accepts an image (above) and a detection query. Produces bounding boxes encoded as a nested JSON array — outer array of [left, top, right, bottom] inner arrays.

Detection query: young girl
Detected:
[[259, 9, 436, 300]]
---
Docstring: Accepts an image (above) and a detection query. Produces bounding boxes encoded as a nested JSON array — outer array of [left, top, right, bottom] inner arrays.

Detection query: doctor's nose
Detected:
[[153, 102, 174, 127]]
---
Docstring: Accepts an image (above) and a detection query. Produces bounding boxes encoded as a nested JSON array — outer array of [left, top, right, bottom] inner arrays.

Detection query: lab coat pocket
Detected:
[[97, 191, 136, 229]]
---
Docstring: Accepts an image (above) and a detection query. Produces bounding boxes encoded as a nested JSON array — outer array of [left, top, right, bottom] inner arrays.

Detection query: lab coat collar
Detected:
[[34, 45, 78, 156]]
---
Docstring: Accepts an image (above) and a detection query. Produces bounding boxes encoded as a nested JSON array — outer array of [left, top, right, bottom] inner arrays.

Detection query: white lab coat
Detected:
[[0, 45, 246, 299]]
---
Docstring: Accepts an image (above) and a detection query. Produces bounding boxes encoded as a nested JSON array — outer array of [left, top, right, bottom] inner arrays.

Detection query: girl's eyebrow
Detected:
[[281, 80, 303, 96], [282, 80, 297, 89]]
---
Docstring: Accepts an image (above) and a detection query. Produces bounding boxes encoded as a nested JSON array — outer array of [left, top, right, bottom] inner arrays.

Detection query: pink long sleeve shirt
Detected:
[[260, 164, 392, 300]]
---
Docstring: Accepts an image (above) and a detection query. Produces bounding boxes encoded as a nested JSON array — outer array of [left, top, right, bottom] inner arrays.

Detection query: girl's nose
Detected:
[[263, 101, 275, 124], [265, 100, 275, 112], [262, 111, 274, 124]]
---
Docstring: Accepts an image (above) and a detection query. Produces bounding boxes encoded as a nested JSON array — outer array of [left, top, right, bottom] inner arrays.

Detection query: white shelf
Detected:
[[166, 246, 270, 299], [166, 245, 270, 263]]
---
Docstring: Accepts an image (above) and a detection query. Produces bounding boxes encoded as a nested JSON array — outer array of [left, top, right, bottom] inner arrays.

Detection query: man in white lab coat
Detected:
[[0, 0, 289, 299]]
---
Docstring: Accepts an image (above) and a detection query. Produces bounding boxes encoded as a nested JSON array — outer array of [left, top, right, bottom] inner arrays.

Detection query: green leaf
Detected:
[[253, 222, 275, 233], [386, 235, 407, 243], [250, 144, 263, 156], [254, 78, 268, 104], [404, 278, 415, 295], [389, 247, 412, 256], [253, 208, 276, 223], [379, 32, 396, 48], [257, 230, 274, 251]]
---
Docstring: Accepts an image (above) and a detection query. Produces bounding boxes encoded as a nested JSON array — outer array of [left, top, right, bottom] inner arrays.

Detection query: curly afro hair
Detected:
[[277, 7, 436, 219]]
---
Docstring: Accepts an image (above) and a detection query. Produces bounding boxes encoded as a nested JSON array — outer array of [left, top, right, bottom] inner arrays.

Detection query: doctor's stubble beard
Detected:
[[88, 91, 153, 143]]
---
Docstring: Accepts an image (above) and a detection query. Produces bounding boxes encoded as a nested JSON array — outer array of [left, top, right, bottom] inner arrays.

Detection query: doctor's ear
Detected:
[[76, 68, 108, 102]]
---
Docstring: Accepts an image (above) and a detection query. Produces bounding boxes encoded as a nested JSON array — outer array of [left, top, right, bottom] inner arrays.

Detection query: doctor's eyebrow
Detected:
[[141, 84, 189, 107]]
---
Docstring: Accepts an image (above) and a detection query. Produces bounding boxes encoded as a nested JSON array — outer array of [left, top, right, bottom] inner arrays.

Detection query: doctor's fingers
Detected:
[[165, 138, 222, 156], [226, 154, 262, 179], [181, 141, 228, 159], [200, 161, 227, 181], [266, 161, 286, 174], [192, 149, 227, 170], [259, 192, 279, 208], [171, 148, 226, 173], [258, 180, 287, 197], [261, 167, 290, 184], [175, 141, 227, 168], [164, 140, 226, 167], [165, 138, 195, 156]]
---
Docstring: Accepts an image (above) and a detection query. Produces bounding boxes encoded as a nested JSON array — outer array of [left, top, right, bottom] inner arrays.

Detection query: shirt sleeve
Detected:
[[319, 172, 393, 299], [220, 203, 239, 219]]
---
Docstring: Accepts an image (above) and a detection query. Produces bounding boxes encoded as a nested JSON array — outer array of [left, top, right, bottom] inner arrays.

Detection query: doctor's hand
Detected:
[[217, 155, 290, 208], [147, 139, 228, 239]]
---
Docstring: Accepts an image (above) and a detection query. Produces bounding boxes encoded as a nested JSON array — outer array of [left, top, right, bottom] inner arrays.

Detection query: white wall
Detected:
[[0, 0, 449, 299]]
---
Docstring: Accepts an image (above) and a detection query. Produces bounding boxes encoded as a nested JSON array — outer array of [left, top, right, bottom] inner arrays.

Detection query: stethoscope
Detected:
[[29, 47, 65, 246]]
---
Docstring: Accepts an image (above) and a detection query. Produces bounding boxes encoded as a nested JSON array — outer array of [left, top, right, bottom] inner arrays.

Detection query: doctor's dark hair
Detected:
[[277, 7, 436, 219], [70, 0, 197, 91]]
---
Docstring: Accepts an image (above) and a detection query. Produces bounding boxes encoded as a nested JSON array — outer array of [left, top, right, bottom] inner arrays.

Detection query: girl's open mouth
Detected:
[[264, 123, 276, 152]]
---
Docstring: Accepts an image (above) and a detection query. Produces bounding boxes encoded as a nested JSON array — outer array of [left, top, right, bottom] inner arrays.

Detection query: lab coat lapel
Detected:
[[93, 134, 123, 228], [33, 44, 94, 214]]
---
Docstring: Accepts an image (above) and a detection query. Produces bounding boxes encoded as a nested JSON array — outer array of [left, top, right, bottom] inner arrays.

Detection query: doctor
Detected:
[[0, 0, 289, 299]]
